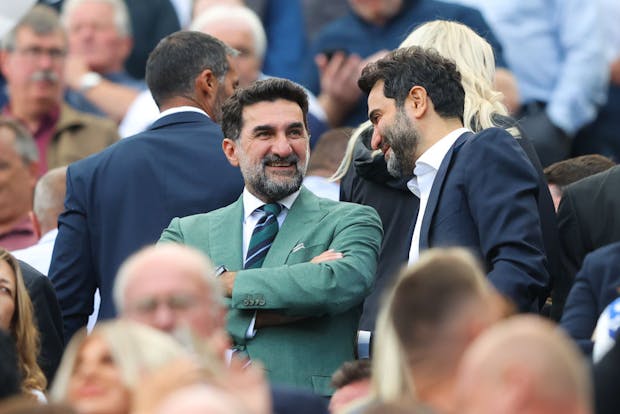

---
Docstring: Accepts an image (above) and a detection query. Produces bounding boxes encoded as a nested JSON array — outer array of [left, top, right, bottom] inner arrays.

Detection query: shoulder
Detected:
[[583, 242, 620, 270]]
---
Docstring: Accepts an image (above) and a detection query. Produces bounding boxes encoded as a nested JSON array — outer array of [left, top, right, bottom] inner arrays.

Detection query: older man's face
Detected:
[[1, 27, 66, 112], [122, 258, 221, 339], [0, 127, 38, 226], [65, 1, 131, 73]]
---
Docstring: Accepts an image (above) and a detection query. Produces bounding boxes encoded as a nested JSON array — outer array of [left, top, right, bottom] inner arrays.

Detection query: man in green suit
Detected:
[[160, 78, 382, 395]]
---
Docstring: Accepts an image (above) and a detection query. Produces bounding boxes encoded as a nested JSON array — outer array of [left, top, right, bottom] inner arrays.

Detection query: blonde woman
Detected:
[[336, 20, 559, 333], [50, 320, 193, 414], [0, 248, 47, 401]]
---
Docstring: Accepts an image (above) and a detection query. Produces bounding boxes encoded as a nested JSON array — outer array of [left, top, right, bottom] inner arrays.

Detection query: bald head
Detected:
[[456, 315, 593, 414], [114, 244, 224, 339], [33, 166, 67, 235]]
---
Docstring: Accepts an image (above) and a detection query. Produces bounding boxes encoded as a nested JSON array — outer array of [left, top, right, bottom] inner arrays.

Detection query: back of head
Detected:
[[145, 31, 233, 108], [307, 127, 353, 177], [372, 248, 497, 402], [358, 46, 465, 121], [457, 315, 593, 414], [33, 166, 67, 235], [221, 78, 309, 141], [544, 154, 615, 188], [2, 4, 65, 52], [400, 20, 507, 132]]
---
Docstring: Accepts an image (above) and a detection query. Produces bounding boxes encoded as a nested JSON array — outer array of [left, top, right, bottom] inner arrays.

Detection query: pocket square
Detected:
[[291, 243, 305, 253]]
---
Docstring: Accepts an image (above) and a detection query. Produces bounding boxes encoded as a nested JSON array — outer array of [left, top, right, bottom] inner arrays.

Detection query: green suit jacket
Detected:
[[160, 187, 382, 395]]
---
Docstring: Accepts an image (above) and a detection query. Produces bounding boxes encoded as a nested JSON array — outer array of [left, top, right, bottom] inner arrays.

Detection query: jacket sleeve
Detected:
[[464, 130, 550, 311], [49, 166, 97, 341], [231, 205, 382, 317]]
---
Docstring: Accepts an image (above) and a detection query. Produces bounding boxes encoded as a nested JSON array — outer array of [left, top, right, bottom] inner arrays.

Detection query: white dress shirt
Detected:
[[408, 128, 470, 264], [241, 187, 300, 337]]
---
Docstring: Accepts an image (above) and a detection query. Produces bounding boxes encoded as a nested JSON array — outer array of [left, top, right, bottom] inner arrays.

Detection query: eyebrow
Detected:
[[252, 122, 305, 133], [0, 277, 13, 287]]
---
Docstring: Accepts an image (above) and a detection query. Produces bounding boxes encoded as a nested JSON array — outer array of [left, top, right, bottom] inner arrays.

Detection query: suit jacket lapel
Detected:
[[209, 196, 244, 270], [263, 187, 327, 266], [419, 132, 472, 250]]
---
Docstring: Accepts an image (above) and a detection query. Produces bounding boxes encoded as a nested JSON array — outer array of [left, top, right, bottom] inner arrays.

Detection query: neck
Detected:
[[0, 211, 31, 235], [159, 96, 208, 115], [8, 95, 57, 133], [416, 117, 464, 158]]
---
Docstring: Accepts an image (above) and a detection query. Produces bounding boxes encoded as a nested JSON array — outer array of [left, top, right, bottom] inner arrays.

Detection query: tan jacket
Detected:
[[47, 104, 119, 169]]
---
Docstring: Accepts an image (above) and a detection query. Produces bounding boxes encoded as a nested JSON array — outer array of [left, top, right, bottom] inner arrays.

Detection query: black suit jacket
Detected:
[[19, 260, 64, 383], [49, 111, 244, 340], [556, 165, 620, 317]]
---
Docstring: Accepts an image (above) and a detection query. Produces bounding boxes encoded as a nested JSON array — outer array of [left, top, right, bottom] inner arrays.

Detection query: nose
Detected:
[[152, 304, 176, 333], [370, 127, 383, 151], [272, 132, 293, 157]]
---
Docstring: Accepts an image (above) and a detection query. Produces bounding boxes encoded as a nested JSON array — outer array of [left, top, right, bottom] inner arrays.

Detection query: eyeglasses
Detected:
[[129, 294, 201, 315], [12, 46, 66, 62]]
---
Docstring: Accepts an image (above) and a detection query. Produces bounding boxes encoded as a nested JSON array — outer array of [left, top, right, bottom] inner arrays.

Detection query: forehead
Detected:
[[0, 260, 16, 287], [367, 80, 396, 113], [125, 259, 206, 296], [14, 26, 66, 48], [241, 99, 305, 130]]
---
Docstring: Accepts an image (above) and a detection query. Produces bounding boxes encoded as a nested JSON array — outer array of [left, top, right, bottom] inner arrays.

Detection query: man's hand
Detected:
[[310, 248, 343, 263], [64, 55, 91, 91], [218, 271, 236, 297]]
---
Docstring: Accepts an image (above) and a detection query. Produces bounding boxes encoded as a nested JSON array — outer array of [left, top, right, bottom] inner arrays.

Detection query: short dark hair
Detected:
[[331, 359, 372, 389], [145, 31, 235, 108], [358, 46, 465, 120], [544, 154, 615, 188], [221, 78, 309, 140]]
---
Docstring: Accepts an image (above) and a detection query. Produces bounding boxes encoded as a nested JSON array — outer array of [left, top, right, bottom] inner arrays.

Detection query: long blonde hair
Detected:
[[0, 248, 47, 394], [333, 20, 516, 181]]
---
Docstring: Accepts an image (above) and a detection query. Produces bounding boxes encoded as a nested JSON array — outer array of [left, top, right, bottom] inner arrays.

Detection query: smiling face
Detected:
[[67, 335, 131, 414], [368, 80, 420, 178], [223, 99, 309, 202], [0, 258, 16, 332]]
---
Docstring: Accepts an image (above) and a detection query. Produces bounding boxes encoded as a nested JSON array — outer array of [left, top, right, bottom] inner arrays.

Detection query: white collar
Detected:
[[414, 127, 470, 175], [242, 187, 301, 220], [156, 106, 210, 121]]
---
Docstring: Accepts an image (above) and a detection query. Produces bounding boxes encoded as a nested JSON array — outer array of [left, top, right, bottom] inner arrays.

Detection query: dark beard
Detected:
[[384, 110, 419, 178], [243, 154, 305, 201]]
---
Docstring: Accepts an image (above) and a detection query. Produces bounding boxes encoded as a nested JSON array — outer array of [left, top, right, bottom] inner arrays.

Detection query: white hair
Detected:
[[190, 4, 267, 60], [61, 0, 132, 37]]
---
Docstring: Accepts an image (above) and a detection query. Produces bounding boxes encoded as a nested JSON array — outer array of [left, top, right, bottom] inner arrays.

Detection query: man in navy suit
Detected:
[[49, 31, 244, 340], [358, 46, 549, 312]]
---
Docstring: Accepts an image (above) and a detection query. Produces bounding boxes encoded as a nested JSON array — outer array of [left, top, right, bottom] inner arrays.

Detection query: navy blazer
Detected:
[[420, 128, 549, 312], [560, 241, 620, 355], [49, 111, 244, 340]]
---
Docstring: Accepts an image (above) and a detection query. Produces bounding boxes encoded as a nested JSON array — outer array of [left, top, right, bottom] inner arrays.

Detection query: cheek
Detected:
[[0, 299, 15, 331]]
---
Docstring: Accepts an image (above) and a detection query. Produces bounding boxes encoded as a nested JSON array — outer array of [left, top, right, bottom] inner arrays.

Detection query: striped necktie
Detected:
[[244, 203, 282, 269]]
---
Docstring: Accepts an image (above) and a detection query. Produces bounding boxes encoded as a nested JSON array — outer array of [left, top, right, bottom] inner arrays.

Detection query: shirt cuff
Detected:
[[245, 311, 258, 339]]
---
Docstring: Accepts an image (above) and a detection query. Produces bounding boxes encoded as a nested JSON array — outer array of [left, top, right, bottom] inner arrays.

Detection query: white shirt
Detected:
[[302, 176, 340, 201], [408, 128, 470, 264], [241, 188, 300, 337], [242, 188, 299, 260]]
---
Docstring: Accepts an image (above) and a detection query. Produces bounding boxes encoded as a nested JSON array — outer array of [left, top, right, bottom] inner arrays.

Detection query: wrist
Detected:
[[78, 71, 102, 93]]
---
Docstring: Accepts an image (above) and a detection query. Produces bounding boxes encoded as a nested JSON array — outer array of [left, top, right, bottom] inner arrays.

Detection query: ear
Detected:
[[407, 85, 428, 119], [27, 162, 39, 188], [30, 211, 41, 240], [0, 50, 10, 78], [196, 68, 217, 98], [222, 138, 239, 167]]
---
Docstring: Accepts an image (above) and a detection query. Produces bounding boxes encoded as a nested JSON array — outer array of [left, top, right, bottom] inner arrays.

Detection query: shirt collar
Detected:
[[242, 187, 300, 220], [156, 106, 210, 121], [407, 127, 470, 196]]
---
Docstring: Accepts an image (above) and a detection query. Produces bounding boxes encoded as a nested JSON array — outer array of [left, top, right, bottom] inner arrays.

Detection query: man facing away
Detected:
[[49, 31, 244, 340], [160, 78, 383, 395], [359, 46, 548, 312]]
